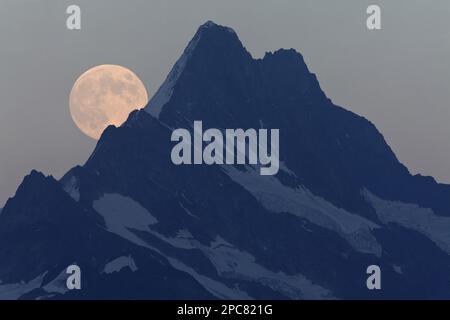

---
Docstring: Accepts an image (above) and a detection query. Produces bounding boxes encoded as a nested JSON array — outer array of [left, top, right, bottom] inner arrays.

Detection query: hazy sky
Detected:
[[1, 0, 449, 206]]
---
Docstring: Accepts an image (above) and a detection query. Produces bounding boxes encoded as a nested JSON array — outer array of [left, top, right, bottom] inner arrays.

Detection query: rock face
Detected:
[[1, 21, 450, 299]]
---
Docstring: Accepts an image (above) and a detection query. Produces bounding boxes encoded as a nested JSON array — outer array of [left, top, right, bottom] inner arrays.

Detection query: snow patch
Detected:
[[104, 256, 138, 274], [93, 193, 158, 248], [393, 265, 403, 274], [168, 257, 251, 300], [42, 269, 69, 295], [63, 176, 80, 202], [179, 201, 199, 219], [145, 28, 201, 118], [365, 190, 450, 255], [147, 229, 196, 250], [279, 161, 297, 178], [204, 237, 333, 299], [0, 275, 44, 300], [146, 229, 333, 299], [91, 201, 249, 299], [223, 166, 381, 256]]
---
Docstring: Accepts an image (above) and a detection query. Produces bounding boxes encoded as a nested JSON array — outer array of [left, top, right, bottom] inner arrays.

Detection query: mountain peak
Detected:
[[21, 170, 52, 190], [144, 21, 324, 123], [264, 48, 304, 60], [0, 170, 69, 223], [145, 21, 245, 118], [202, 20, 217, 27], [193, 20, 241, 47], [198, 20, 236, 35]]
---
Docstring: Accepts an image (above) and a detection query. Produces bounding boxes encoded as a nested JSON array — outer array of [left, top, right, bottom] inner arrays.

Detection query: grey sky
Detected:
[[0, 0, 449, 206]]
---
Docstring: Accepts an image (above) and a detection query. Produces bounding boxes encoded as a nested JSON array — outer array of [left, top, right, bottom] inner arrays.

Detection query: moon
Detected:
[[69, 64, 148, 140]]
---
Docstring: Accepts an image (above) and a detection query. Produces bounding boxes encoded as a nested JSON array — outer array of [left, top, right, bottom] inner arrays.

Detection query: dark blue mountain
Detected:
[[1, 21, 450, 299]]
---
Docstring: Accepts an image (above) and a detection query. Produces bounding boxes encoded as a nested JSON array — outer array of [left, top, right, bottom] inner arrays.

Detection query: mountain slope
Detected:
[[148, 21, 450, 219], [1, 21, 450, 299]]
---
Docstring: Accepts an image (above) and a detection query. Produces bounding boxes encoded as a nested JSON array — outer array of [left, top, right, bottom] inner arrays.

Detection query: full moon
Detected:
[[69, 64, 148, 140]]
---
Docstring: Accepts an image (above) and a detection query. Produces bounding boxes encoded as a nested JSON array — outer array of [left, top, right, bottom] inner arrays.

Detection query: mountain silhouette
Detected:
[[1, 21, 450, 299]]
